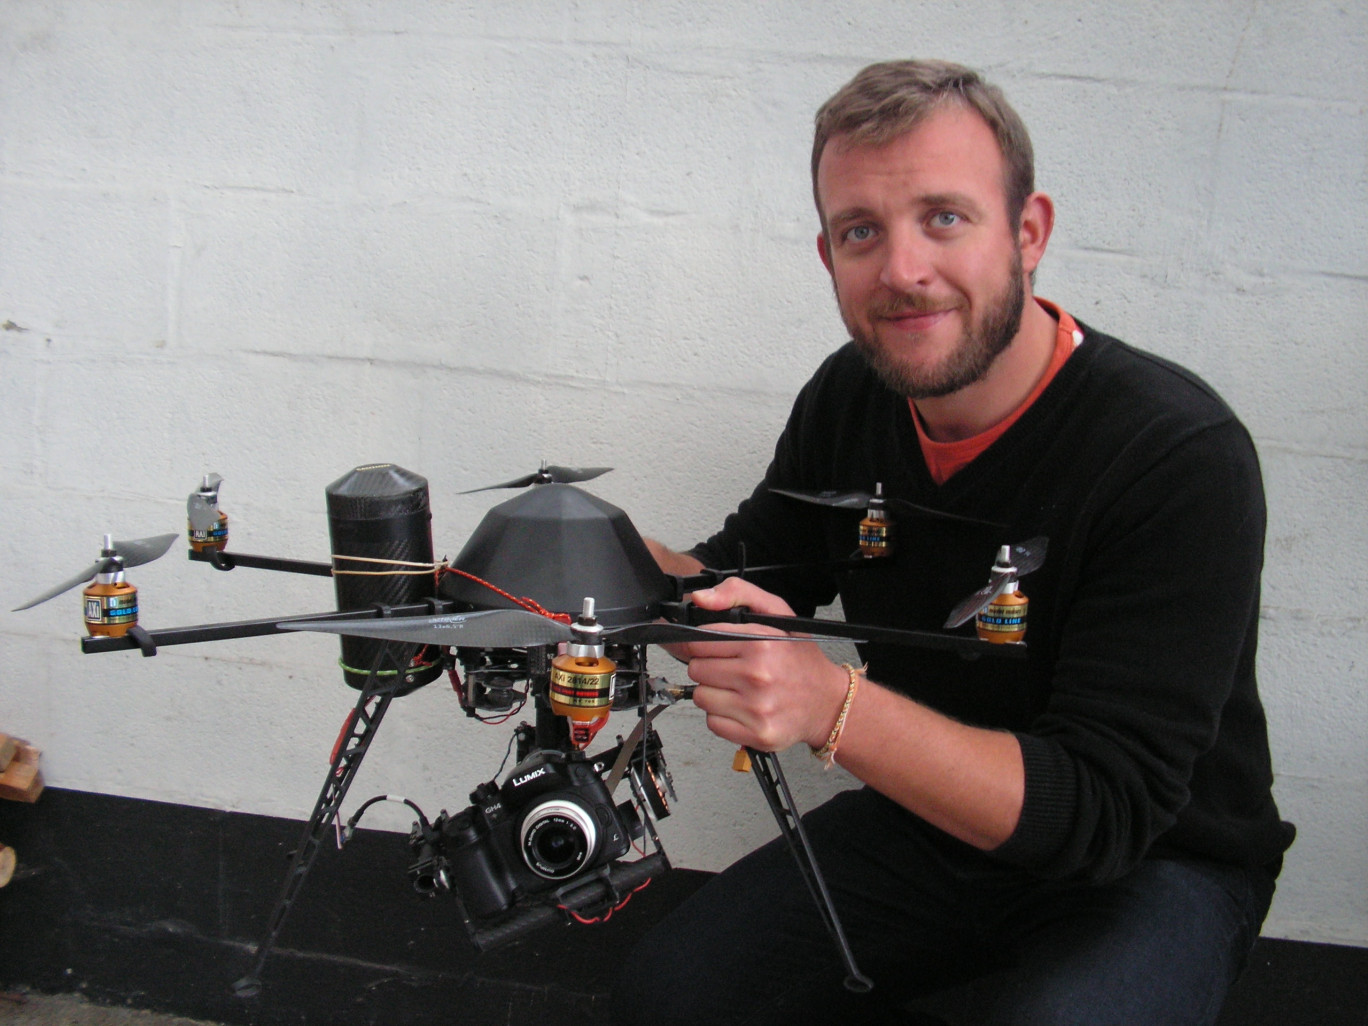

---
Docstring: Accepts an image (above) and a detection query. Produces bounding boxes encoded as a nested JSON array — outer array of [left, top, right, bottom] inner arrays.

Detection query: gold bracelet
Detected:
[[812, 663, 863, 769]]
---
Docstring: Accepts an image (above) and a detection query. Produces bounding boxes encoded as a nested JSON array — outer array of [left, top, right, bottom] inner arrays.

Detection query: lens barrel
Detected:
[[519, 798, 598, 880]]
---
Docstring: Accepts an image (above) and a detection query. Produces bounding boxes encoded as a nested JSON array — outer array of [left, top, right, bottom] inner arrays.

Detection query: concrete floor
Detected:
[[0, 992, 221, 1026]]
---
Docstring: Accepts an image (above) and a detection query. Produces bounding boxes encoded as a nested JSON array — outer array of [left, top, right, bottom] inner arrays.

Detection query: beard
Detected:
[[845, 249, 1026, 400]]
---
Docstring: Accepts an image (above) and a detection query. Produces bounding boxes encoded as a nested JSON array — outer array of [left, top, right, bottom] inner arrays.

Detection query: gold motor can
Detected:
[[976, 585, 1028, 644], [188, 510, 229, 552], [83, 580, 139, 637], [550, 653, 616, 749]]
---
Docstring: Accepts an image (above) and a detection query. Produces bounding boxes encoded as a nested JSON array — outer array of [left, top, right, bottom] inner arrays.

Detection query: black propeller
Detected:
[[770, 487, 881, 511], [15, 533, 179, 612], [279, 603, 836, 649], [460, 462, 612, 494], [771, 486, 1003, 529], [943, 537, 1049, 628]]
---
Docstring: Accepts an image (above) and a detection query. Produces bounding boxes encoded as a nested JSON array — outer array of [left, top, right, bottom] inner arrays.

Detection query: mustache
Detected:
[[866, 293, 963, 319]]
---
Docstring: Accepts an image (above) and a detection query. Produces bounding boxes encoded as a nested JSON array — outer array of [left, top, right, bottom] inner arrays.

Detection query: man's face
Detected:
[[816, 105, 1029, 399]]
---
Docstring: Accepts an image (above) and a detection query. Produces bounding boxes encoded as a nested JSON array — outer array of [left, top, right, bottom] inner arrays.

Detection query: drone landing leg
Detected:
[[233, 647, 411, 999], [747, 748, 873, 994]]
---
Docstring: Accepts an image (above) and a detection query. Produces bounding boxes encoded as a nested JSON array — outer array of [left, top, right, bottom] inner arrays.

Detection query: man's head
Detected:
[[811, 60, 1035, 236], [811, 61, 1051, 403]]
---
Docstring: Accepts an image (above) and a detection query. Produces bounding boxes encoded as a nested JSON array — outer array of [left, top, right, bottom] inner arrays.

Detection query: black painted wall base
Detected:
[[1, 789, 1364, 1026], [0, 788, 706, 1025]]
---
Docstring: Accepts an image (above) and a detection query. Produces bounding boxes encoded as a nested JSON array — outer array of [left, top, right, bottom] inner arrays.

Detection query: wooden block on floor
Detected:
[[0, 741, 43, 803], [0, 734, 16, 771]]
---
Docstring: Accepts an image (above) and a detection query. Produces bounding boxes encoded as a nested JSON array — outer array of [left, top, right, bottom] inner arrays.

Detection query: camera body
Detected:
[[413, 747, 638, 920]]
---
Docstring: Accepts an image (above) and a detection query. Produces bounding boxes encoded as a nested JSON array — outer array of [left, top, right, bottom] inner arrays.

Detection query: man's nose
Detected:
[[879, 227, 935, 293]]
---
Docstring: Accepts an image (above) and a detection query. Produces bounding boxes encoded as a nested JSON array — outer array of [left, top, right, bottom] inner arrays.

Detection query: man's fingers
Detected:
[[688, 577, 797, 617]]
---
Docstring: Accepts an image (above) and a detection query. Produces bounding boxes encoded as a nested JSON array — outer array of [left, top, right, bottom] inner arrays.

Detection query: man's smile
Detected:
[[878, 307, 954, 332]]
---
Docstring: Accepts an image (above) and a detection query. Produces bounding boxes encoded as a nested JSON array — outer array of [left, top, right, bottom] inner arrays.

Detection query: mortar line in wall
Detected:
[[1249, 441, 1367, 464], [1026, 70, 1363, 111], [1277, 269, 1368, 285], [1049, 247, 1368, 285], [1257, 606, 1366, 628], [1271, 770, 1368, 783], [235, 349, 793, 402], [192, 25, 855, 69]]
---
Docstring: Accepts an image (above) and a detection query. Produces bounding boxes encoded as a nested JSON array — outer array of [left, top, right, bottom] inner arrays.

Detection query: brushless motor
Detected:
[[549, 598, 616, 749], [326, 463, 442, 692], [976, 545, 1029, 643], [83, 537, 138, 637], [858, 483, 893, 557], [187, 474, 229, 552]]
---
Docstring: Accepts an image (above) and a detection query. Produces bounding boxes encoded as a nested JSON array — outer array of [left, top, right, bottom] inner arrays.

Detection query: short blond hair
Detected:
[[812, 60, 1035, 228]]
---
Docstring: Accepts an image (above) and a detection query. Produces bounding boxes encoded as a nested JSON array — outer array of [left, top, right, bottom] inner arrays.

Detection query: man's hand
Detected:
[[674, 577, 849, 753], [643, 540, 1024, 849], [643, 537, 705, 576]]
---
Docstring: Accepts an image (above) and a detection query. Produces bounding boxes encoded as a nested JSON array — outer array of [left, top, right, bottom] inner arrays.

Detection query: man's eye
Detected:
[[845, 225, 875, 242], [931, 211, 961, 228]]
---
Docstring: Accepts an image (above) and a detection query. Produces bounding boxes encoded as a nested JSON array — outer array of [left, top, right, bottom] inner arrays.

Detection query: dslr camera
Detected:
[[409, 747, 640, 920]]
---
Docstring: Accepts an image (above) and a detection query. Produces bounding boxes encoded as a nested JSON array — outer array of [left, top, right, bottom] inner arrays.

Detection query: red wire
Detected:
[[440, 567, 572, 624], [559, 878, 653, 925], [330, 708, 357, 765]]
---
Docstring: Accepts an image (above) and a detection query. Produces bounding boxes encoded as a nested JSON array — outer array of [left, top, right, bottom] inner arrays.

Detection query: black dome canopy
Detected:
[[440, 484, 671, 624]]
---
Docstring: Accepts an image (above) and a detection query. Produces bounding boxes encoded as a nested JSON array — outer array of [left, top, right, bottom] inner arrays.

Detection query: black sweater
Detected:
[[693, 326, 1294, 884]]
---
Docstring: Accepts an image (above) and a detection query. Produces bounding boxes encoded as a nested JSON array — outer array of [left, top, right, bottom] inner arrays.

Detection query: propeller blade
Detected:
[[543, 464, 612, 484], [887, 499, 1005, 529], [604, 621, 825, 646], [279, 608, 575, 649], [14, 562, 109, 612], [280, 608, 837, 650], [14, 533, 177, 612], [943, 574, 1013, 629], [460, 465, 613, 494], [114, 533, 179, 568], [460, 472, 539, 494], [187, 495, 218, 531], [771, 487, 1003, 528], [1008, 536, 1048, 576], [187, 473, 224, 532], [771, 487, 874, 510], [943, 537, 1049, 628]]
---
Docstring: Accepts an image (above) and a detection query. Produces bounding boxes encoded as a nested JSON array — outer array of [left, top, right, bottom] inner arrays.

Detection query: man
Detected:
[[612, 61, 1292, 1026]]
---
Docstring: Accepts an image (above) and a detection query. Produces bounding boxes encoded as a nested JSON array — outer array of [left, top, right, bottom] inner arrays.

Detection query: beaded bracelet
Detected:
[[812, 663, 863, 769]]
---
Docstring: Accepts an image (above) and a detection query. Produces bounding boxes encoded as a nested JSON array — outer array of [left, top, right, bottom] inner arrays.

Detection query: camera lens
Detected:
[[519, 798, 598, 880]]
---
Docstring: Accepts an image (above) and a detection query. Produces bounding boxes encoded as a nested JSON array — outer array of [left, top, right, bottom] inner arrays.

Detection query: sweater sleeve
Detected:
[[992, 417, 1271, 882]]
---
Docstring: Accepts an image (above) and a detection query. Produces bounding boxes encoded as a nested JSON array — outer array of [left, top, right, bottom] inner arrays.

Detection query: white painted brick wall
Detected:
[[1, 1, 1363, 946]]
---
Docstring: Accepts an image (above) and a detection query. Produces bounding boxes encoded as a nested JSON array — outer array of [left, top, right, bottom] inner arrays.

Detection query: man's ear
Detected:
[[1017, 192, 1054, 276], [817, 231, 833, 275]]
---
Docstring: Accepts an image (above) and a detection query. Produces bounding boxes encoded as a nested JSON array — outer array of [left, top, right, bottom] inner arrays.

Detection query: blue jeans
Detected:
[[611, 789, 1274, 1026]]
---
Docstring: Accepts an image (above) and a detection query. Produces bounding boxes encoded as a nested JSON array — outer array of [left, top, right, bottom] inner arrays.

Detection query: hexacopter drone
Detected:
[[17, 462, 1044, 997]]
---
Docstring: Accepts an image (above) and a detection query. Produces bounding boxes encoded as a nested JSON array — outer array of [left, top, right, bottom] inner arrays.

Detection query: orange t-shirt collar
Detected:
[[913, 298, 1081, 486]]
